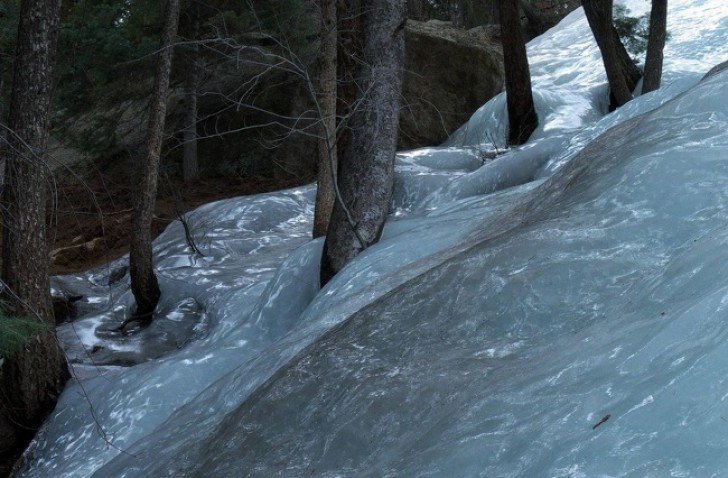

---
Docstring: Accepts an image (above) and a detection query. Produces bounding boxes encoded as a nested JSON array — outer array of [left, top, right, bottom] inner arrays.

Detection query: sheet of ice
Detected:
[[99, 66, 728, 478], [18, 0, 728, 476]]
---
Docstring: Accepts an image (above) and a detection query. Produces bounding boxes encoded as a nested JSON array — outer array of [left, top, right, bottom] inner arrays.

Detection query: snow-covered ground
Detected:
[[20, 1, 728, 476]]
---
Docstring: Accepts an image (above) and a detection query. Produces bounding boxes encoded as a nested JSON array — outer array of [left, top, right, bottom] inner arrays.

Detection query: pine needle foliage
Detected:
[[0, 310, 50, 360]]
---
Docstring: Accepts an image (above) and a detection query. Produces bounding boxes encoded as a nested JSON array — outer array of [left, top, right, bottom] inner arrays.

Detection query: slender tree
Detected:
[[312, 0, 337, 238], [500, 0, 538, 145], [642, 0, 667, 93], [336, 0, 363, 162], [582, 0, 638, 110], [611, 25, 642, 96], [182, 0, 201, 184], [320, 0, 406, 286], [128, 0, 181, 323], [0, 0, 68, 472]]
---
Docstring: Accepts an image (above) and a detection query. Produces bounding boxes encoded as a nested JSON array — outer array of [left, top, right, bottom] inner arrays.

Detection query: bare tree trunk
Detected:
[[451, 1, 465, 27], [611, 25, 642, 93], [643, 0, 667, 93], [500, 0, 538, 145], [0, 0, 68, 472], [312, 0, 337, 238], [320, 0, 406, 286], [336, 0, 363, 163], [582, 0, 634, 110], [129, 0, 181, 319], [182, 0, 201, 184]]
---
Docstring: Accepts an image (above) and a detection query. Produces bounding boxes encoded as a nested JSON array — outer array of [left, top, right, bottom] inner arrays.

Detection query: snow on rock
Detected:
[[19, 0, 728, 476]]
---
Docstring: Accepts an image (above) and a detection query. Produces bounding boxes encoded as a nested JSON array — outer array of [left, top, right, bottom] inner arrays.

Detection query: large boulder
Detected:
[[400, 20, 504, 149]]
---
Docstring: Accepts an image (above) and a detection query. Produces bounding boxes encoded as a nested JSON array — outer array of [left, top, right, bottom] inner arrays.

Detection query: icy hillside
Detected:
[[20, 1, 728, 476]]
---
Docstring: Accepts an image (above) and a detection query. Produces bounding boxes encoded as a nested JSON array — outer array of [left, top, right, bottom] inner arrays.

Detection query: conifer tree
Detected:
[[128, 0, 182, 324], [0, 0, 68, 471]]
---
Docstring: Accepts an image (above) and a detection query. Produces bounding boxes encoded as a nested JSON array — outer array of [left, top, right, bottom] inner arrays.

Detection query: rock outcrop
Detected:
[[57, 20, 507, 178], [400, 20, 504, 149]]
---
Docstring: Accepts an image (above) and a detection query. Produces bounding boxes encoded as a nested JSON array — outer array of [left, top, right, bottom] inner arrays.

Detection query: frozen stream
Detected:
[[19, 1, 728, 476]]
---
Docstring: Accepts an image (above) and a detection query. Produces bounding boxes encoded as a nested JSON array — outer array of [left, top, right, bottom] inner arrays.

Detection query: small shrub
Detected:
[[613, 4, 670, 60], [0, 311, 50, 359]]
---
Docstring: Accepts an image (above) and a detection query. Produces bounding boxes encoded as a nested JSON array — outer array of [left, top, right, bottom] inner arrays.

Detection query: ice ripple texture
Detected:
[[19, 0, 728, 476]]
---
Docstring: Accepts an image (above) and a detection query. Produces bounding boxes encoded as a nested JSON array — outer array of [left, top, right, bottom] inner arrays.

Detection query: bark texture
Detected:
[[182, 0, 201, 184], [320, 0, 406, 286], [500, 0, 538, 145], [0, 0, 67, 472], [582, 0, 636, 110], [642, 0, 667, 93], [129, 0, 181, 317], [312, 0, 338, 238], [611, 25, 642, 94], [335, 0, 363, 163]]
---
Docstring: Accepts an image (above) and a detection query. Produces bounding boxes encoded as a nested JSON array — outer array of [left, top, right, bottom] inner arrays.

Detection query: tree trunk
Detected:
[[643, 0, 667, 93], [0, 0, 68, 473], [312, 0, 337, 238], [129, 0, 181, 318], [320, 0, 406, 286], [335, 0, 363, 165], [182, 0, 201, 184], [611, 25, 642, 92], [582, 0, 634, 110], [500, 0, 538, 145], [451, 2, 465, 27]]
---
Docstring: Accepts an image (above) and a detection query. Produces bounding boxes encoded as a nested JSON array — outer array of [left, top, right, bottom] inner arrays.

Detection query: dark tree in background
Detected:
[[500, 0, 538, 145], [320, 0, 407, 285], [611, 24, 642, 100], [182, 0, 201, 184], [643, 0, 667, 93], [312, 0, 338, 238], [0, 0, 68, 472], [129, 0, 181, 321], [582, 0, 638, 110]]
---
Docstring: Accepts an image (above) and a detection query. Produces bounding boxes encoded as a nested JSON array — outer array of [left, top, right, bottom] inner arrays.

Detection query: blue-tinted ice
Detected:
[[19, 0, 728, 476]]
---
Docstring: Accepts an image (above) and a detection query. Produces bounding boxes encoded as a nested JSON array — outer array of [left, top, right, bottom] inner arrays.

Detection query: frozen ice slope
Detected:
[[19, 0, 728, 476]]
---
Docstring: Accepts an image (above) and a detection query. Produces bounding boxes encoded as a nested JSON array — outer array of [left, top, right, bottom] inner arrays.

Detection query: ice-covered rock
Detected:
[[18, 0, 728, 476]]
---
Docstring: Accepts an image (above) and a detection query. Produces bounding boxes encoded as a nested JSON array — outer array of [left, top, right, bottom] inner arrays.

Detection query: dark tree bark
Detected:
[[643, 0, 667, 93], [500, 0, 538, 145], [611, 25, 642, 93], [0, 0, 68, 472], [182, 0, 201, 184], [582, 0, 636, 110], [320, 0, 406, 286], [335, 0, 363, 162], [451, 1, 465, 27], [129, 0, 181, 319], [312, 0, 337, 238]]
